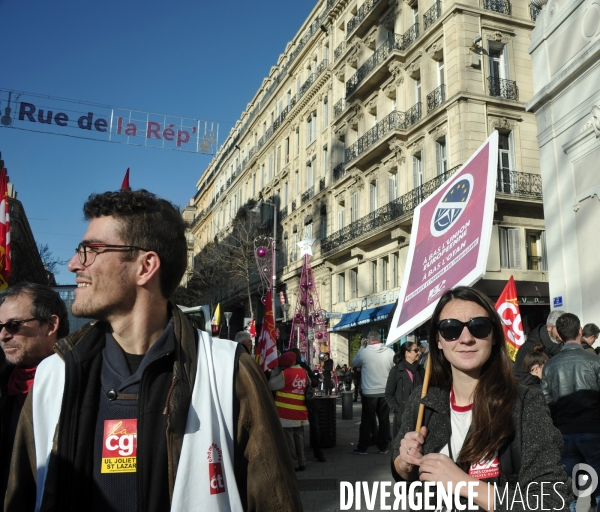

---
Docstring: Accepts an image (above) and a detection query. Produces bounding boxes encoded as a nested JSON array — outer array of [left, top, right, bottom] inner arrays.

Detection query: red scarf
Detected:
[[7, 366, 37, 407]]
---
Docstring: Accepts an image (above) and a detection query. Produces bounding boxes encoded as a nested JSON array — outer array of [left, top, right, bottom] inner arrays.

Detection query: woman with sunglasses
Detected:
[[391, 286, 571, 511], [385, 342, 424, 440]]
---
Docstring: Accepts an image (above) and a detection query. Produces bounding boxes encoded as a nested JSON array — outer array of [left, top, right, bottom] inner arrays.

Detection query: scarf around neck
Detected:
[[7, 366, 37, 407]]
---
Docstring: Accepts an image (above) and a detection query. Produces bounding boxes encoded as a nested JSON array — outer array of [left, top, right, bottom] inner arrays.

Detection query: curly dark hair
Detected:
[[428, 286, 516, 468], [83, 189, 187, 299]]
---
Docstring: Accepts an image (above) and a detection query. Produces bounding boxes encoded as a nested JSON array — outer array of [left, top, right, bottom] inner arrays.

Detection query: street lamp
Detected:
[[252, 197, 278, 318], [224, 311, 233, 340]]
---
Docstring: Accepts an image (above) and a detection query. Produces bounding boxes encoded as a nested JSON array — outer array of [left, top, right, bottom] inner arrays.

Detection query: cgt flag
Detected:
[[495, 276, 524, 361], [255, 290, 278, 371], [0, 167, 11, 290]]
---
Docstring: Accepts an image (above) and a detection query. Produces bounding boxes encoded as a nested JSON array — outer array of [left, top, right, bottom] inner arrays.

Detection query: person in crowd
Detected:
[[352, 365, 362, 402], [393, 286, 571, 510], [352, 331, 394, 455], [418, 341, 429, 367], [234, 330, 253, 354], [343, 364, 353, 391], [0, 282, 69, 510], [269, 350, 309, 471], [385, 341, 424, 440], [5, 189, 301, 512], [541, 312, 600, 511], [289, 347, 326, 463], [519, 343, 549, 388], [321, 352, 333, 395], [514, 309, 565, 381], [581, 323, 599, 353]]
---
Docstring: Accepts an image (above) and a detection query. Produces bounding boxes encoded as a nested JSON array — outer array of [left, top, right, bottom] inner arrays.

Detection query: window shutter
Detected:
[[413, 157, 419, 188], [436, 143, 442, 176], [540, 231, 548, 271], [499, 227, 508, 268], [508, 228, 521, 269]]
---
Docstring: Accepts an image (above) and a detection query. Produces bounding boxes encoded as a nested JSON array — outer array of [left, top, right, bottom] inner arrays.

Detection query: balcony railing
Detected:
[[529, 3, 540, 20], [484, 0, 511, 14], [488, 77, 519, 100], [497, 170, 542, 199], [423, 1, 442, 29], [346, 34, 406, 96], [427, 85, 446, 112], [320, 177, 326, 191], [334, 98, 346, 118], [322, 166, 460, 254], [301, 186, 315, 204], [333, 163, 346, 183], [401, 23, 419, 48], [280, 205, 288, 219], [334, 40, 346, 62], [347, 0, 383, 34], [345, 106, 422, 162]]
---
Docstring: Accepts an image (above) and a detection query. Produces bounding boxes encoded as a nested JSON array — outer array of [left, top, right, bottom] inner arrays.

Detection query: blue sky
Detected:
[[0, 0, 316, 283]]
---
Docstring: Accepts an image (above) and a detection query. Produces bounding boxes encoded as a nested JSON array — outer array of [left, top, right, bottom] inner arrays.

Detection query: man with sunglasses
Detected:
[[0, 282, 69, 510], [5, 189, 301, 512]]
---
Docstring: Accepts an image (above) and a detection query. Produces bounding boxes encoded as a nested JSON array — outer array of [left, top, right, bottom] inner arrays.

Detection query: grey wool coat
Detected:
[[391, 384, 573, 511]]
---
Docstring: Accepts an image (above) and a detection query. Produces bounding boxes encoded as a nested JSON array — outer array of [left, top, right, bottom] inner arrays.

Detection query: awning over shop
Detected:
[[333, 303, 395, 332]]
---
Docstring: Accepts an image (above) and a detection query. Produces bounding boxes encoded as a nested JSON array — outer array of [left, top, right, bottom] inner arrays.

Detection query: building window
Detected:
[[438, 57, 445, 87], [307, 161, 314, 190], [296, 127, 300, 155], [415, 76, 422, 104], [253, 174, 256, 197], [338, 208, 345, 230], [305, 222, 313, 239], [276, 146, 281, 174], [350, 267, 358, 299], [435, 137, 448, 176], [307, 115, 313, 146], [412, 153, 423, 189], [323, 96, 329, 128], [323, 145, 328, 174], [338, 273, 346, 303], [389, 171, 398, 201], [268, 155, 273, 181], [369, 180, 378, 212], [294, 171, 299, 197], [312, 111, 317, 141], [371, 260, 377, 293], [350, 192, 359, 222], [320, 209, 327, 239], [499, 227, 521, 269], [292, 232, 298, 261], [391, 252, 399, 288], [498, 131, 515, 193], [527, 231, 548, 270], [261, 164, 265, 189], [381, 257, 389, 290], [285, 137, 290, 164], [284, 182, 289, 206]]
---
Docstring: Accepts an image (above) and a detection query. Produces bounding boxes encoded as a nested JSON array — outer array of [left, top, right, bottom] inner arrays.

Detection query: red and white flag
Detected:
[[0, 167, 11, 290], [255, 291, 278, 371], [247, 318, 256, 339], [495, 276, 524, 361]]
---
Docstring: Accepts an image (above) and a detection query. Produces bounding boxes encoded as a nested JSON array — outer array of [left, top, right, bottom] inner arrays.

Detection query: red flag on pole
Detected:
[[121, 168, 130, 189], [0, 167, 11, 290], [248, 318, 256, 339], [255, 290, 278, 371], [495, 276, 524, 362]]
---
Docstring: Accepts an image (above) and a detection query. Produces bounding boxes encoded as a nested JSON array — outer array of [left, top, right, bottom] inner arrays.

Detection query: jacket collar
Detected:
[[420, 384, 451, 414], [561, 341, 583, 351]]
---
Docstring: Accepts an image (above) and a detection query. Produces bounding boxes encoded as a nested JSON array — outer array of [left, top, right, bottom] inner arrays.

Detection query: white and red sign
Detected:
[[101, 419, 137, 473], [387, 132, 498, 344], [495, 276, 524, 361], [207, 443, 226, 495]]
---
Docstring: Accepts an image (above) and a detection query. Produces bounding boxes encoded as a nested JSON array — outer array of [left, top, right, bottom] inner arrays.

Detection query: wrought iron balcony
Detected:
[[301, 186, 315, 204], [347, 0, 383, 34], [406, 102, 422, 126], [292, 200, 297, 212], [334, 98, 346, 118], [401, 23, 419, 48], [333, 163, 346, 183], [346, 34, 405, 96], [530, 3, 540, 20], [322, 166, 460, 254], [423, 1, 442, 29], [427, 85, 446, 112], [484, 0, 511, 14], [497, 170, 542, 199], [280, 205, 288, 219], [334, 40, 346, 62], [488, 77, 519, 100], [320, 177, 326, 191]]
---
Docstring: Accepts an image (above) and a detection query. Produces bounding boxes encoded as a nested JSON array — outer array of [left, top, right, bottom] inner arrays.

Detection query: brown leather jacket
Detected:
[[5, 305, 302, 512]]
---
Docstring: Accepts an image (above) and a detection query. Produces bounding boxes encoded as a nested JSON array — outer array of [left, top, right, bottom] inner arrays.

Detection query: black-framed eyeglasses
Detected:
[[0, 318, 38, 334], [408, 349, 420, 353], [437, 317, 494, 341], [75, 242, 150, 266]]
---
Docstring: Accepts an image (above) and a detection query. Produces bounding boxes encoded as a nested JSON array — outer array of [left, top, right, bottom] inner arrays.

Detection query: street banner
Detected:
[[0, 89, 218, 154], [495, 276, 524, 361], [387, 131, 498, 344], [0, 166, 11, 290], [255, 290, 278, 371]]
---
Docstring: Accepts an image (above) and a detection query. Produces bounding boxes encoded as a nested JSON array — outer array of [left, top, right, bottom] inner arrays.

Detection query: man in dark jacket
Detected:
[[0, 282, 69, 510], [5, 189, 301, 512], [541, 312, 600, 511], [514, 309, 564, 381]]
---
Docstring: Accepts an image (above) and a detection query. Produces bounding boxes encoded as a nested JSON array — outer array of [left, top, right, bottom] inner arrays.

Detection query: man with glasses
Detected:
[[5, 189, 301, 512], [0, 282, 69, 510]]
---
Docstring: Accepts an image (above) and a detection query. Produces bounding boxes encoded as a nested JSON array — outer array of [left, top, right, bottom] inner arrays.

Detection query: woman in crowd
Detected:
[[321, 352, 333, 395], [392, 286, 571, 511], [520, 343, 549, 388], [385, 341, 424, 440]]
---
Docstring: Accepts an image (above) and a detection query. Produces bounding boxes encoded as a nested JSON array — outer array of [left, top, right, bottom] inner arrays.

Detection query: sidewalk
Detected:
[[297, 397, 395, 512]]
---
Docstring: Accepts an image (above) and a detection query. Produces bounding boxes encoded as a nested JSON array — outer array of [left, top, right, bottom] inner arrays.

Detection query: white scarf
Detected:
[[32, 330, 242, 512]]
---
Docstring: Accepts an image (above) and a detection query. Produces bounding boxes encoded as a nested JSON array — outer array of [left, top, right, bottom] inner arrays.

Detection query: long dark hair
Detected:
[[394, 341, 417, 365], [428, 286, 516, 466]]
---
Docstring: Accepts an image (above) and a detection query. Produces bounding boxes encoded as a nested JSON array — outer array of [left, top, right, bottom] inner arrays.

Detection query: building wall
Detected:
[[192, 0, 548, 363]]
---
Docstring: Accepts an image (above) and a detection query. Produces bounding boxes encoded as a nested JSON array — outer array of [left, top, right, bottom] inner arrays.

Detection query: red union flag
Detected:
[[387, 132, 498, 344], [495, 276, 523, 361], [0, 167, 11, 290], [255, 290, 278, 371]]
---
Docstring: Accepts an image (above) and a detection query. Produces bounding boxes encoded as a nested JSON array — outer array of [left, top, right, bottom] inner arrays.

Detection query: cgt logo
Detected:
[[573, 463, 598, 498], [207, 443, 226, 495]]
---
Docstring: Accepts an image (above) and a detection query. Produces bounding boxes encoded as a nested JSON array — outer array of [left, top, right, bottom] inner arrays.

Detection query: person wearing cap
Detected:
[[269, 350, 309, 471], [418, 341, 429, 366], [582, 323, 600, 353]]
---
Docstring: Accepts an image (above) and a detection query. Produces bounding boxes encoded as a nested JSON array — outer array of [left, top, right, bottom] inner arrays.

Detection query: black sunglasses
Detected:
[[0, 318, 38, 334], [437, 317, 494, 341]]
